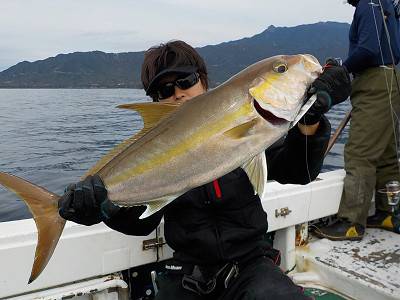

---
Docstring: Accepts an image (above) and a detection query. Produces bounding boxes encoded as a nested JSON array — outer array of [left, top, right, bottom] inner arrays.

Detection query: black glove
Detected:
[[58, 175, 120, 226], [300, 58, 351, 125]]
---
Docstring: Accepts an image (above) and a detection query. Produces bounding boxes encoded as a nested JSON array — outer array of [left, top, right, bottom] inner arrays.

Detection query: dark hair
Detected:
[[347, 0, 359, 7], [141, 40, 208, 100]]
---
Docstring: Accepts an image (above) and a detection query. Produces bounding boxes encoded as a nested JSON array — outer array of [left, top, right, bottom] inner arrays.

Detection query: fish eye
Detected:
[[273, 62, 288, 73]]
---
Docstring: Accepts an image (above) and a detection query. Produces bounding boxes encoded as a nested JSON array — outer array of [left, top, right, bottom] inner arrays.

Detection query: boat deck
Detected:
[[294, 228, 400, 300]]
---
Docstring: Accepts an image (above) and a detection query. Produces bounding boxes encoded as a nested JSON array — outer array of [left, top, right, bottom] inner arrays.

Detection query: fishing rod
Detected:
[[324, 110, 352, 157]]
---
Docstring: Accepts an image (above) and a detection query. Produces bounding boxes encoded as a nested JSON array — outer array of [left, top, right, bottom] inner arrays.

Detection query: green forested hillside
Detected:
[[0, 22, 349, 88]]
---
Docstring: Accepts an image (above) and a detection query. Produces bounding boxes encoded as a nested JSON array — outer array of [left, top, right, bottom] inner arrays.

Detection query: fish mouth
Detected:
[[253, 99, 288, 126]]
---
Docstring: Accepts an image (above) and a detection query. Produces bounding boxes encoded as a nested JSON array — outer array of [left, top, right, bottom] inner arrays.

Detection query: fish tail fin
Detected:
[[0, 172, 65, 283]]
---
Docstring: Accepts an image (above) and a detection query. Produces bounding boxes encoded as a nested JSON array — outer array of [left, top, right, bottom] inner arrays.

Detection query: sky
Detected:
[[0, 0, 354, 71]]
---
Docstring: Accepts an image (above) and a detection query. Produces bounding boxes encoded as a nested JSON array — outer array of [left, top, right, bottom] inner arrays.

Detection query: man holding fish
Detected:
[[57, 41, 351, 299]]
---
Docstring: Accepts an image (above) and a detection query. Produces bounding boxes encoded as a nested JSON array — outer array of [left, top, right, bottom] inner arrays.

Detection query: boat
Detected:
[[0, 169, 399, 299]]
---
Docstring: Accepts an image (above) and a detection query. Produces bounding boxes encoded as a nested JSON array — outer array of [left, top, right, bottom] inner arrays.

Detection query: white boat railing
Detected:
[[0, 170, 345, 299]]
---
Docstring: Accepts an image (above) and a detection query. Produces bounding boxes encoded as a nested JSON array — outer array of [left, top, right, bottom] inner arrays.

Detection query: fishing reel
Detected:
[[378, 181, 400, 214]]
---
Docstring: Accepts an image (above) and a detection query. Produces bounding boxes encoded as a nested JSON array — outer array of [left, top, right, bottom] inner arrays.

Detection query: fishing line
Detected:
[[378, 0, 400, 95], [304, 125, 312, 185], [304, 125, 313, 242], [370, 0, 400, 174], [300, 118, 314, 245], [371, 1, 394, 106], [376, 0, 400, 131]]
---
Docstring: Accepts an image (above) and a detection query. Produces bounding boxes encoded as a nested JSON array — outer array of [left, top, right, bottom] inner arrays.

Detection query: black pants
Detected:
[[155, 256, 310, 300]]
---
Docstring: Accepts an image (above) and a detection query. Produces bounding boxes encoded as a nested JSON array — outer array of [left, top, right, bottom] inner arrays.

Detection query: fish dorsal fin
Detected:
[[241, 152, 268, 197], [223, 119, 258, 139], [83, 102, 180, 178], [290, 95, 317, 129], [117, 102, 181, 129], [139, 196, 177, 219]]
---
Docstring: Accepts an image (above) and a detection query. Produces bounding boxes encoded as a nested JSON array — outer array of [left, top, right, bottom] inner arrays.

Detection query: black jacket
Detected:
[[104, 117, 331, 264]]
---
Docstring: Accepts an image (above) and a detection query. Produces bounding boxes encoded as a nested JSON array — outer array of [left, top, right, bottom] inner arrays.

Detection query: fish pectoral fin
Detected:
[[139, 196, 176, 219], [117, 102, 180, 129], [0, 172, 65, 283], [223, 119, 258, 139], [241, 152, 268, 196], [290, 95, 317, 129]]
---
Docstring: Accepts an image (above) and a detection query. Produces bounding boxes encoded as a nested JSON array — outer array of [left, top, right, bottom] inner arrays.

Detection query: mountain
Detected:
[[0, 22, 350, 88], [0, 52, 144, 89]]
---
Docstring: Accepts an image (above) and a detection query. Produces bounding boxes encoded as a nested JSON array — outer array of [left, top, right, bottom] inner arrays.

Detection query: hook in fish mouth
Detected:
[[253, 99, 288, 126]]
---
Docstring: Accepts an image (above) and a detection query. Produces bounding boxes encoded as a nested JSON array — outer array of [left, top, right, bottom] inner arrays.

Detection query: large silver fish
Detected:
[[0, 54, 321, 283]]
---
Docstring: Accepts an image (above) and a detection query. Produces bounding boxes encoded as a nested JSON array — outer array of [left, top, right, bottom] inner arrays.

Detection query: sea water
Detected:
[[0, 89, 350, 221]]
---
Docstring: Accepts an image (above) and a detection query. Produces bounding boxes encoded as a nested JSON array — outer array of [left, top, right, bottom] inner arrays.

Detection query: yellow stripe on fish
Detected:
[[107, 102, 253, 187]]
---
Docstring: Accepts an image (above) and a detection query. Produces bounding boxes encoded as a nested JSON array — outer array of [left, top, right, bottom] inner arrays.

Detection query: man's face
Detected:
[[156, 73, 206, 104]]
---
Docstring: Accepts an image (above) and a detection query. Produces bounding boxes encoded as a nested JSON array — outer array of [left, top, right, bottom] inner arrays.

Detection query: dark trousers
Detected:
[[339, 67, 400, 225], [154, 257, 310, 300]]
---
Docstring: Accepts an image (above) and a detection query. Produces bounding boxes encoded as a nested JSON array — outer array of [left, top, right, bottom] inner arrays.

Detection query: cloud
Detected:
[[0, 0, 353, 71]]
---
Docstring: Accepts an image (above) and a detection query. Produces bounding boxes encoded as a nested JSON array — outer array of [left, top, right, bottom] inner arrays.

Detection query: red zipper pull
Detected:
[[212, 179, 222, 199]]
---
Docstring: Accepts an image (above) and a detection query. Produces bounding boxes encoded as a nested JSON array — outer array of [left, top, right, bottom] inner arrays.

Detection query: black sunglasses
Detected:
[[156, 73, 200, 100]]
